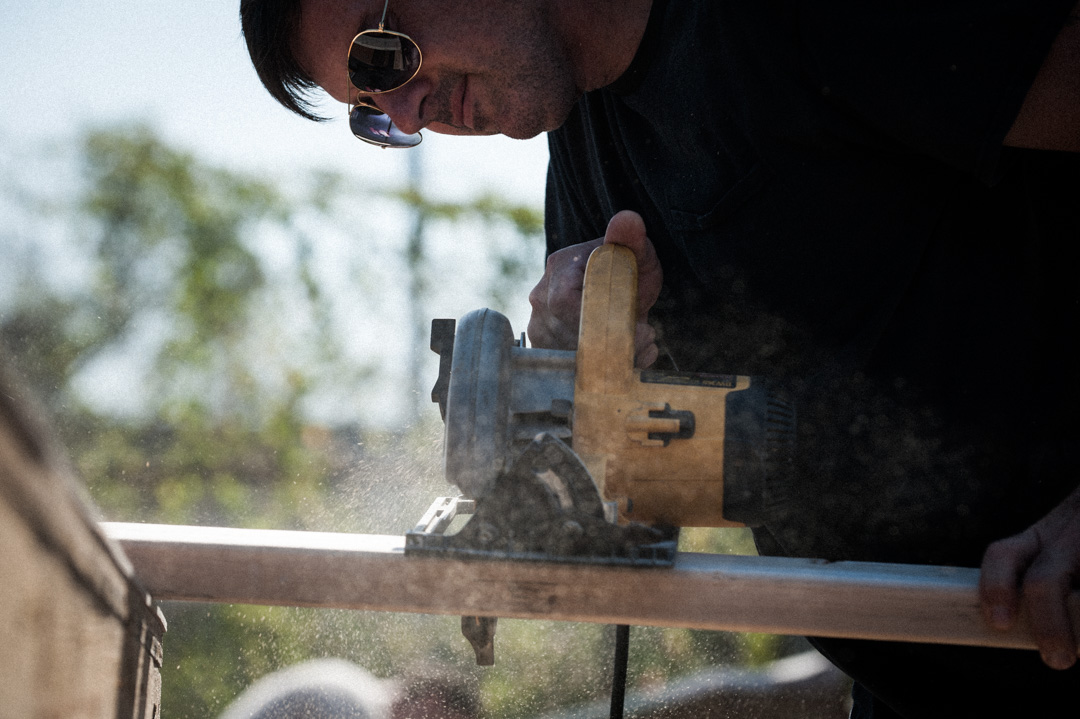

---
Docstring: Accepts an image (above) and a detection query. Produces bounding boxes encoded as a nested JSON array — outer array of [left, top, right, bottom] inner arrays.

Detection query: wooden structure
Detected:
[[0, 364, 165, 719]]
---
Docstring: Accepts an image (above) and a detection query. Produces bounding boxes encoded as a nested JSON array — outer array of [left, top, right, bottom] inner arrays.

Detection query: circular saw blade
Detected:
[[512, 433, 606, 520]]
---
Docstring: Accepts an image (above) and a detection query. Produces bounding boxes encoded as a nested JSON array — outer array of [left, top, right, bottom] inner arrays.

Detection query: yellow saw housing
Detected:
[[575, 245, 740, 526], [433, 245, 794, 530]]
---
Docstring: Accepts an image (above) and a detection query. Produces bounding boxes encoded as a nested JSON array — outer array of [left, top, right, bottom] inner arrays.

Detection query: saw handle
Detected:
[[576, 244, 638, 395]]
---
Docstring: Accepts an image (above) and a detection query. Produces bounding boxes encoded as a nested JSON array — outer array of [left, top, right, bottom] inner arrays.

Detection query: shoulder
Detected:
[[793, 0, 1079, 179]]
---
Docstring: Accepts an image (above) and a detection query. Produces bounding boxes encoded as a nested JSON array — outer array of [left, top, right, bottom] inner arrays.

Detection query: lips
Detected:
[[454, 74, 474, 130]]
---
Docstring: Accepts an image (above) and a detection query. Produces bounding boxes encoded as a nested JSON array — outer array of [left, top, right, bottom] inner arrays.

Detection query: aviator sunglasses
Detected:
[[347, 0, 423, 148]]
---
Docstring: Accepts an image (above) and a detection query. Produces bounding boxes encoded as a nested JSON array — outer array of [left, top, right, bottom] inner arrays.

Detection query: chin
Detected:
[[430, 120, 540, 141], [500, 126, 546, 140], [429, 124, 491, 137], [429, 103, 568, 140], [499, 110, 569, 140]]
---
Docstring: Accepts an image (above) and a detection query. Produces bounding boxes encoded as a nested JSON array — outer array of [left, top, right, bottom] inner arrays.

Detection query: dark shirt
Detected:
[[545, 1, 1080, 715]]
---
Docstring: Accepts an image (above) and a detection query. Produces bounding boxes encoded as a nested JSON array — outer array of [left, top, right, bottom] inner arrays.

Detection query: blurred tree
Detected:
[[0, 125, 780, 719], [2, 125, 388, 715]]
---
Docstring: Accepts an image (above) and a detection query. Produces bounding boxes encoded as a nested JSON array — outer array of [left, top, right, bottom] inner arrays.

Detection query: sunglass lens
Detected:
[[349, 31, 421, 94], [350, 105, 422, 148]]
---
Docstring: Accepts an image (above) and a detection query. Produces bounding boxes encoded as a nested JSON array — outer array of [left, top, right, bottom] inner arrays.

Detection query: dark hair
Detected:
[[239, 0, 331, 121]]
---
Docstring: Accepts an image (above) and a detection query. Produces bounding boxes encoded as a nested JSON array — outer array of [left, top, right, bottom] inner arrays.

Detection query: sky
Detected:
[[1, 1, 553, 426], [0, 1, 550, 201]]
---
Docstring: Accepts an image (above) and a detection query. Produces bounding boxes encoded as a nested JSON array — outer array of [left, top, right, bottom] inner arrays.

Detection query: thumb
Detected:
[[603, 210, 663, 318]]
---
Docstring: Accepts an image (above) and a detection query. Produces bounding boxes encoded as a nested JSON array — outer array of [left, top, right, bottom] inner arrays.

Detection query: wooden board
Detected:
[[103, 521, 1079, 655], [0, 364, 165, 719]]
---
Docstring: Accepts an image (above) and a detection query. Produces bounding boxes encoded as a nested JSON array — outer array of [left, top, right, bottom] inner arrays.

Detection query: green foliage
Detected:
[[1, 125, 786, 719], [83, 127, 272, 347], [390, 186, 546, 311]]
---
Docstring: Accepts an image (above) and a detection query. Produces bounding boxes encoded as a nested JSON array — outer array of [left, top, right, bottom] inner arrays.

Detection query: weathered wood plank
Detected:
[[103, 521, 1079, 655], [0, 363, 165, 719]]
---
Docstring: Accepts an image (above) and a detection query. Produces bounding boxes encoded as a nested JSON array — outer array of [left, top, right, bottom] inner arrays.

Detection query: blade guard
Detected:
[[571, 245, 796, 527], [442, 308, 514, 500], [409, 433, 677, 565]]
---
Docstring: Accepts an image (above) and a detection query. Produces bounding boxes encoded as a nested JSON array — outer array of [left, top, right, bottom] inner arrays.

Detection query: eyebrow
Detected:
[[358, 0, 387, 32], [354, 16, 373, 35], [352, 2, 378, 36], [350, 2, 398, 46]]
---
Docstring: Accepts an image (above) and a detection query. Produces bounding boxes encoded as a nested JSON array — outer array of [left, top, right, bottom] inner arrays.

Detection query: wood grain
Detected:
[[1, 363, 164, 719], [104, 521, 1079, 655]]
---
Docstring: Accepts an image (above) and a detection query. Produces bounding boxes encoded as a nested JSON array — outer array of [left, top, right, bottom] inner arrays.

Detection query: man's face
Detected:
[[295, 0, 583, 140]]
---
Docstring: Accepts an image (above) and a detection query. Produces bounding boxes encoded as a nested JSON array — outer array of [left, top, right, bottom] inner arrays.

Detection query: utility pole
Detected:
[[404, 147, 428, 425]]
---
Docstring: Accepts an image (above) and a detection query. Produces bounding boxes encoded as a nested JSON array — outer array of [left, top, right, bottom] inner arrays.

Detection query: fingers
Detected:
[[603, 211, 662, 366], [980, 530, 1039, 631], [603, 210, 663, 320], [603, 210, 649, 256], [529, 211, 663, 362], [634, 321, 658, 369], [980, 486, 1080, 670], [1023, 529, 1080, 669], [527, 238, 602, 350]]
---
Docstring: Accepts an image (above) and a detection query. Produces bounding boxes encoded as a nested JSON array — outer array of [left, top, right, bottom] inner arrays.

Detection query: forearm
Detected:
[[1004, 2, 1080, 151]]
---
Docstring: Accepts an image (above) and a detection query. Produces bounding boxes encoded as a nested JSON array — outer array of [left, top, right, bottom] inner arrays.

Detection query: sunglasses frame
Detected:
[[347, 0, 424, 148]]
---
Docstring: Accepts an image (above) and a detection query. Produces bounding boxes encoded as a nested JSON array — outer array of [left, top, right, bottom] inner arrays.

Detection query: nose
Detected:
[[367, 78, 430, 136]]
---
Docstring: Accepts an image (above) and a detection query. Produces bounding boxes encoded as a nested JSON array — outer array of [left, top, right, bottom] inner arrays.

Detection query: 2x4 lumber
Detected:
[[103, 522, 1080, 656]]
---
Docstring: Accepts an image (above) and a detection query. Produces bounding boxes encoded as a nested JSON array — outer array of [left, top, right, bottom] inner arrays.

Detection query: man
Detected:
[[240, 1, 1080, 715]]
